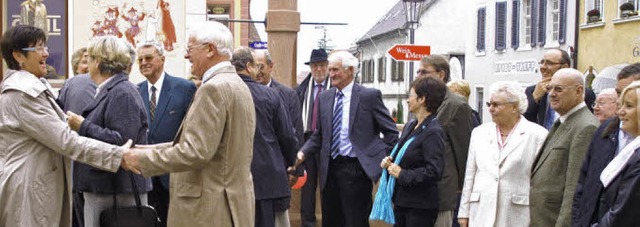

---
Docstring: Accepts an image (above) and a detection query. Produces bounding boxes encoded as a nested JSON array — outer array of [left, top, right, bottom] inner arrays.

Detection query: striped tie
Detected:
[[330, 91, 344, 159], [150, 86, 157, 121]]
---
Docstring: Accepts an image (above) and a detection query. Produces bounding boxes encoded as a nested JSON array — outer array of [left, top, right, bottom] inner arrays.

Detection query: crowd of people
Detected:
[[1, 21, 640, 227]]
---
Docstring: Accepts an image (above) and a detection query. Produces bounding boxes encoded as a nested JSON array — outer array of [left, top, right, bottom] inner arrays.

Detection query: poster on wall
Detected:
[[6, 0, 67, 78], [74, 0, 185, 82]]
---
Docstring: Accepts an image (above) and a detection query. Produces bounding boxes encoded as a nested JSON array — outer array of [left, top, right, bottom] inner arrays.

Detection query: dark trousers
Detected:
[[301, 132, 319, 227], [321, 156, 372, 227], [256, 197, 290, 227], [393, 206, 437, 227], [148, 176, 169, 227], [72, 191, 84, 227]]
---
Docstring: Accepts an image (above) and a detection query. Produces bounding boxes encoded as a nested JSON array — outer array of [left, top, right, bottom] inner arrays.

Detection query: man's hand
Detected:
[[66, 111, 84, 132], [532, 78, 551, 102], [122, 145, 147, 175], [380, 156, 393, 169], [387, 163, 402, 178], [293, 151, 306, 170], [458, 218, 469, 227]]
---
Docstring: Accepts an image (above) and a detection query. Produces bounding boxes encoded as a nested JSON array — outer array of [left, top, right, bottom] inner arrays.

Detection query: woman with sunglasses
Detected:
[[458, 81, 548, 227]]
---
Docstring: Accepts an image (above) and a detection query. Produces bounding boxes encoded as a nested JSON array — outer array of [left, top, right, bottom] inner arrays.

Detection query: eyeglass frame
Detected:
[[545, 85, 580, 93], [486, 101, 514, 108], [591, 101, 617, 108], [21, 46, 49, 53], [416, 69, 439, 75], [185, 43, 209, 54], [538, 60, 565, 66], [137, 54, 162, 63]]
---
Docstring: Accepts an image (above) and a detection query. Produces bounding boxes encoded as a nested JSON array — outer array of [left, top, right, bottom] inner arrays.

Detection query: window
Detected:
[[512, 0, 520, 49], [585, 0, 604, 23], [391, 59, 405, 81], [537, 0, 546, 46], [618, 0, 640, 17], [475, 86, 484, 122], [361, 59, 374, 83], [477, 7, 487, 52], [496, 2, 508, 51], [207, 5, 231, 28], [551, 0, 560, 42], [377, 57, 386, 82], [523, 0, 533, 45]]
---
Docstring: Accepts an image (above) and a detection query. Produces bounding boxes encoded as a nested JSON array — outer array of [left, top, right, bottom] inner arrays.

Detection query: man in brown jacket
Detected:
[[123, 21, 256, 227]]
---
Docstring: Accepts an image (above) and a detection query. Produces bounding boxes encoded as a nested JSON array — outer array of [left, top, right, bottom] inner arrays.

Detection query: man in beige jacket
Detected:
[[123, 21, 256, 227]]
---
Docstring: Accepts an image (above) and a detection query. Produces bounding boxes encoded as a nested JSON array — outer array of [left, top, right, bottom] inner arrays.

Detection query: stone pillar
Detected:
[[266, 0, 299, 87]]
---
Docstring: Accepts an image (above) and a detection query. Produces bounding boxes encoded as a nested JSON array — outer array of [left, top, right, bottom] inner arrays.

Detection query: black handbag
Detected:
[[99, 171, 160, 227]]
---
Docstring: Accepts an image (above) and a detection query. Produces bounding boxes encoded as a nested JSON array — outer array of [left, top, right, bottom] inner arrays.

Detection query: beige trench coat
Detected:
[[0, 70, 124, 227], [137, 65, 256, 227]]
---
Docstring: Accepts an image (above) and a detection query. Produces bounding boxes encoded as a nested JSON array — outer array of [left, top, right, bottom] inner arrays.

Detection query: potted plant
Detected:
[[620, 2, 637, 18], [587, 9, 601, 22]]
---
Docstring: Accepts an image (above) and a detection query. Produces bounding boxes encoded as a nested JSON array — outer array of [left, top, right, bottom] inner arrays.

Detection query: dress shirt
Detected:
[[202, 61, 232, 82], [146, 72, 166, 106], [335, 80, 355, 157], [618, 122, 634, 155], [559, 102, 587, 123], [94, 76, 115, 98], [313, 81, 324, 100]]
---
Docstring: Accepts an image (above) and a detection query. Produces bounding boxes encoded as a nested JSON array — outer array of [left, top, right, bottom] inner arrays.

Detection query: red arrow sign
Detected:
[[387, 44, 431, 61]]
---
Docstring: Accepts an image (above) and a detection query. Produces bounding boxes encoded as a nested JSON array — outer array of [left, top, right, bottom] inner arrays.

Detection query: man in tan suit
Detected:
[[123, 21, 256, 227], [530, 68, 599, 227]]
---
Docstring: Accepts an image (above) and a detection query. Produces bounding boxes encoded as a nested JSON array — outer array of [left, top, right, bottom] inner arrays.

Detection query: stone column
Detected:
[[266, 0, 299, 87]]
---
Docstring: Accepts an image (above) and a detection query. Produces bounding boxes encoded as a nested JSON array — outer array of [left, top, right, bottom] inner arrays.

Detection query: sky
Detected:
[[250, 0, 399, 80]]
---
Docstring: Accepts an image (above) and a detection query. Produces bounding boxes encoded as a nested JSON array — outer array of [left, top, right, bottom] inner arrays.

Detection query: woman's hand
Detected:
[[458, 218, 469, 227], [387, 163, 402, 178], [66, 111, 84, 132], [380, 156, 393, 168]]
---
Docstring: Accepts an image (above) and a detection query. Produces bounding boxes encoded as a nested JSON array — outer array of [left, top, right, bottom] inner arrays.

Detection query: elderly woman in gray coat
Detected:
[[0, 25, 129, 227]]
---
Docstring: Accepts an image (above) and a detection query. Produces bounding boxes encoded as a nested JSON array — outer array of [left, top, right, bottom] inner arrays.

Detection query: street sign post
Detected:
[[387, 44, 431, 61]]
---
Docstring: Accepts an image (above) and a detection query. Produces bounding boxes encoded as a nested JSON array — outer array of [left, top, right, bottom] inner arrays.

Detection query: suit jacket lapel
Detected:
[[323, 88, 336, 155], [152, 77, 173, 132], [348, 84, 360, 131], [82, 74, 126, 117], [532, 119, 572, 175], [139, 82, 151, 123]]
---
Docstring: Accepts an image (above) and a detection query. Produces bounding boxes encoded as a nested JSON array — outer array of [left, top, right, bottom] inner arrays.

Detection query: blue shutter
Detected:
[[477, 8, 486, 52], [559, 0, 566, 44], [537, 0, 546, 46], [496, 2, 507, 51], [530, 0, 537, 47], [511, 0, 520, 49]]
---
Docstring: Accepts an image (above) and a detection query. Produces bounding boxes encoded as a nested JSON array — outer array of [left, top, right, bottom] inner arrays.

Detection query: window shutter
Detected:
[[496, 2, 507, 51], [537, 0, 546, 46], [530, 0, 537, 47], [559, 0, 566, 44], [511, 0, 520, 48], [378, 58, 386, 82], [477, 8, 486, 52]]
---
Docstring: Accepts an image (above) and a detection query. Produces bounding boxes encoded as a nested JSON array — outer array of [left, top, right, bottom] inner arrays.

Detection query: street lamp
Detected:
[[402, 0, 427, 84]]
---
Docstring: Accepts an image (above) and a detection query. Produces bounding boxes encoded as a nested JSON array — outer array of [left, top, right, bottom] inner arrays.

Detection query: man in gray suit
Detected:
[[530, 68, 600, 227], [417, 55, 474, 227], [295, 51, 398, 227]]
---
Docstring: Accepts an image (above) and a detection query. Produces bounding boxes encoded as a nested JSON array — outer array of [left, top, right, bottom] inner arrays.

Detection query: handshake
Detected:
[[118, 139, 152, 175]]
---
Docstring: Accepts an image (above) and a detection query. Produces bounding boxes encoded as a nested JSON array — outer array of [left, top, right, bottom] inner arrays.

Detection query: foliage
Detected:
[[587, 9, 600, 17], [620, 2, 635, 11]]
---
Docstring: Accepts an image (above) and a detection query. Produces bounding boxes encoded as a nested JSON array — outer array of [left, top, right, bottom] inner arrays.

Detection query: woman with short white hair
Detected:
[[458, 81, 548, 227]]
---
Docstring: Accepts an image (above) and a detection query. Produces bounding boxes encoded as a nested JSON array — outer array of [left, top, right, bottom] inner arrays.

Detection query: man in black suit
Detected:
[[294, 49, 330, 227], [524, 48, 595, 129], [294, 51, 399, 227], [136, 41, 196, 227], [232, 47, 298, 227]]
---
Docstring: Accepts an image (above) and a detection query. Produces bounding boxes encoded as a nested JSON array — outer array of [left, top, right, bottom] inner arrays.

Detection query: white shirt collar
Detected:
[[147, 72, 166, 103], [95, 76, 115, 98], [559, 102, 587, 123], [202, 61, 232, 83], [337, 79, 354, 98]]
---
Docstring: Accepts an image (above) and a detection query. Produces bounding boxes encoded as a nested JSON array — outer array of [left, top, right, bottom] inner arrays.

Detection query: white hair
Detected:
[[136, 40, 165, 56], [188, 21, 233, 57], [328, 51, 358, 70], [598, 88, 618, 99], [489, 81, 528, 113]]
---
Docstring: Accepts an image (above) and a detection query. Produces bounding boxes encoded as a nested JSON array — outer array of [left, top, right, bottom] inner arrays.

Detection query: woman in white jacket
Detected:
[[458, 81, 547, 227]]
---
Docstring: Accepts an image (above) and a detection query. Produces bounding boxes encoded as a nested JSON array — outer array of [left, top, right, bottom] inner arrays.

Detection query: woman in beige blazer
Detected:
[[458, 81, 548, 227], [0, 25, 127, 227]]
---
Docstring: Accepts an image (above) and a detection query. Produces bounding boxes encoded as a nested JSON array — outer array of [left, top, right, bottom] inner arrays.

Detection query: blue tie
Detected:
[[543, 95, 555, 129], [330, 91, 344, 159]]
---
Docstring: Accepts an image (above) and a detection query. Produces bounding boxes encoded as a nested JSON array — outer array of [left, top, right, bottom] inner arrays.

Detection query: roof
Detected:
[[357, 0, 435, 44]]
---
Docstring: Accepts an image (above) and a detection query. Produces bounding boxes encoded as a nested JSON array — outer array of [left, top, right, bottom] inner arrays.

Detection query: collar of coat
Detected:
[[1, 70, 47, 98]]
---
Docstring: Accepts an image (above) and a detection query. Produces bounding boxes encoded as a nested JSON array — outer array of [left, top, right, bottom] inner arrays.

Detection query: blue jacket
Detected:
[[73, 73, 151, 193]]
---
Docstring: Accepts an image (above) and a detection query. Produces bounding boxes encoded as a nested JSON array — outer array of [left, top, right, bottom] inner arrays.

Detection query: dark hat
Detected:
[[304, 49, 328, 65]]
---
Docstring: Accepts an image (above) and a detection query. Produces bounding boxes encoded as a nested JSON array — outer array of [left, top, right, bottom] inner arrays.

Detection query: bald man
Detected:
[[530, 68, 600, 227]]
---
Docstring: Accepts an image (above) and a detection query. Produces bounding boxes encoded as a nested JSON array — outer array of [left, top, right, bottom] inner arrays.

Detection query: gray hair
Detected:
[[87, 35, 131, 75], [489, 81, 528, 113], [126, 41, 136, 68], [231, 47, 254, 72], [328, 51, 358, 70], [256, 50, 273, 65], [136, 40, 165, 56], [598, 88, 618, 99], [188, 21, 233, 57]]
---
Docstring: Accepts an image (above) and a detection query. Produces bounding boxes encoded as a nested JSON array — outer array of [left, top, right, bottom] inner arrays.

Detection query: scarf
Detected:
[[601, 136, 640, 187]]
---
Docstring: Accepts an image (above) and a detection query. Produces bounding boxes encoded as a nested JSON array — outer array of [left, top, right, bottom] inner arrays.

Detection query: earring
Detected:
[[19, 62, 24, 69]]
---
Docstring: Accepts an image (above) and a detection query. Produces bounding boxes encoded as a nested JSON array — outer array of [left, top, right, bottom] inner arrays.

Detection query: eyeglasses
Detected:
[[538, 60, 564, 66], [545, 85, 579, 93], [592, 101, 616, 108], [137, 54, 159, 63], [22, 46, 49, 53], [256, 63, 266, 70], [486, 101, 513, 107], [185, 43, 209, 54], [416, 69, 438, 75]]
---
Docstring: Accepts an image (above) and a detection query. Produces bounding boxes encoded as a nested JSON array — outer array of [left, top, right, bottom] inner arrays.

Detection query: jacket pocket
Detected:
[[470, 192, 480, 202], [175, 182, 202, 198], [511, 194, 529, 205]]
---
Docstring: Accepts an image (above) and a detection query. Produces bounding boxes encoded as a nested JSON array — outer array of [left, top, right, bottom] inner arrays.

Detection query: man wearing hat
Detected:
[[294, 49, 330, 227]]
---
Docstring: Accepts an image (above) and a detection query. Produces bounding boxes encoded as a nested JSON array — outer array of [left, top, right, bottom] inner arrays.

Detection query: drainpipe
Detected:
[[573, 0, 580, 69]]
